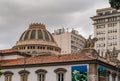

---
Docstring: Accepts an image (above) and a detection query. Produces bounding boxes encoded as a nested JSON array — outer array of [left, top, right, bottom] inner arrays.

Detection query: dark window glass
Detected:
[[38, 30, 43, 40], [58, 73, 64, 81], [47, 32, 54, 42], [19, 32, 25, 41], [43, 31, 50, 41], [24, 30, 30, 40], [30, 30, 36, 39], [39, 74, 45, 81]]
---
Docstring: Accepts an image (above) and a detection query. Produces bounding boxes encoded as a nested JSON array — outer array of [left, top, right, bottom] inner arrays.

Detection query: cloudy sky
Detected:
[[0, 0, 110, 50]]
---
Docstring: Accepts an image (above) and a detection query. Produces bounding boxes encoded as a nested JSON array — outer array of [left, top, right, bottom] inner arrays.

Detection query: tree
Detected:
[[109, 0, 120, 9]]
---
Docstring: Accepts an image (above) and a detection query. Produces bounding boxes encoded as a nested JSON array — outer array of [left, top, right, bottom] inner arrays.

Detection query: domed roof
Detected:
[[13, 23, 61, 55], [19, 23, 55, 42]]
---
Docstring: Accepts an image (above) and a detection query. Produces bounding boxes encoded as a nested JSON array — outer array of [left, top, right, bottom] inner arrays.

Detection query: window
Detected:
[[35, 69, 47, 81], [43, 30, 50, 41], [54, 68, 67, 81], [24, 30, 30, 40], [30, 30, 36, 39], [4, 71, 13, 81], [38, 30, 43, 40], [47, 31, 55, 42], [18, 70, 30, 81]]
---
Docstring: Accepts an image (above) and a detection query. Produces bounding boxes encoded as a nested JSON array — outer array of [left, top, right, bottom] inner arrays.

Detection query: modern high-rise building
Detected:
[[91, 7, 120, 57], [52, 28, 85, 54]]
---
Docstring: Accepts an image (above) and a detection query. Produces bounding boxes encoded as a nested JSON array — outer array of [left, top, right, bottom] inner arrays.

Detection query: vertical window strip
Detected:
[[21, 74, 28, 81], [4, 71, 13, 81], [30, 30, 36, 39], [39, 74, 45, 81], [58, 73, 64, 81]]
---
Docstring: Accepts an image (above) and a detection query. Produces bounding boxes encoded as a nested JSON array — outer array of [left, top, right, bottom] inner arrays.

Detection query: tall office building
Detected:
[[91, 7, 120, 57], [52, 28, 85, 54]]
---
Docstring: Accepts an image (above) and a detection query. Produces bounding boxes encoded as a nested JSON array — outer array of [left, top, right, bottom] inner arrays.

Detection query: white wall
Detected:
[[0, 64, 74, 81]]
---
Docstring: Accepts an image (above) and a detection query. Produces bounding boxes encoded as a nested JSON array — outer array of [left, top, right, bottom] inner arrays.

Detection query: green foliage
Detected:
[[72, 71, 87, 81], [109, 0, 120, 9], [0, 71, 3, 77]]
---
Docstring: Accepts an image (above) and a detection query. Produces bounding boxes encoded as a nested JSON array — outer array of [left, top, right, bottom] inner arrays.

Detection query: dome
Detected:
[[13, 23, 61, 55]]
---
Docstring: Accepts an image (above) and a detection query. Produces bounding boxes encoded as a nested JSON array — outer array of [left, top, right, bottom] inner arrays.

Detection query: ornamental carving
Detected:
[[105, 47, 120, 63], [83, 35, 98, 49]]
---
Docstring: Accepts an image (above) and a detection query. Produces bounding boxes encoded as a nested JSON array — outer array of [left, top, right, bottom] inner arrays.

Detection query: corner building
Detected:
[[0, 23, 119, 81], [91, 7, 120, 58]]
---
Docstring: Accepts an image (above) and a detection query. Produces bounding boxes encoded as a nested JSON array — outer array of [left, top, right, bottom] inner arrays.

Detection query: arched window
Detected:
[[4, 71, 13, 81], [35, 69, 47, 81], [54, 68, 67, 81], [18, 70, 30, 81]]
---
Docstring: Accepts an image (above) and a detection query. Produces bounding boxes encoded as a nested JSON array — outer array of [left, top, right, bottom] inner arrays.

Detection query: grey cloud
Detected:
[[0, 0, 109, 49]]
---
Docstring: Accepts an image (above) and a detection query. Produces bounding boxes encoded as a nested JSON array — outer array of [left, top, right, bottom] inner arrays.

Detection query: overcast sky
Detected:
[[0, 0, 110, 50]]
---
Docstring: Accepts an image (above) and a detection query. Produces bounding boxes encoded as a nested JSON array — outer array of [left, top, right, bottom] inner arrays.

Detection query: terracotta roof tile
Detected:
[[0, 49, 19, 53], [0, 53, 95, 67], [0, 49, 31, 57]]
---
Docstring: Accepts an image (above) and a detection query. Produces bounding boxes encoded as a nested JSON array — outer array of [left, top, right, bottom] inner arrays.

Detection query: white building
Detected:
[[91, 7, 120, 58], [52, 28, 85, 54]]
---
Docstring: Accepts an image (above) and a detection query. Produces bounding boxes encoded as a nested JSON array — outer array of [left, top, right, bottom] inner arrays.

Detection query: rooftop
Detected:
[[0, 53, 95, 67]]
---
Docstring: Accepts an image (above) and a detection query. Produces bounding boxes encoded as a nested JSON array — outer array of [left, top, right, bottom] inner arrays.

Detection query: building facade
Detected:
[[0, 23, 120, 81], [13, 23, 61, 56], [52, 28, 85, 54], [91, 7, 120, 58], [0, 48, 120, 81]]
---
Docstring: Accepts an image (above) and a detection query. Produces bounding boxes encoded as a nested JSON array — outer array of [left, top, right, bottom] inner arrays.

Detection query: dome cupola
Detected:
[[13, 23, 61, 55]]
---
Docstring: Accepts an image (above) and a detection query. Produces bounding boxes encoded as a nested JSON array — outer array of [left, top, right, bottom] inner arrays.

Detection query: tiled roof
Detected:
[[0, 49, 31, 57], [0, 49, 20, 54], [0, 53, 95, 67]]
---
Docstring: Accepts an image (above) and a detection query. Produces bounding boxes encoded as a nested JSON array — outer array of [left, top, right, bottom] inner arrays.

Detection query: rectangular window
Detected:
[[5, 75, 12, 81], [21, 74, 28, 81], [39, 74, 45, 81], [57, 73, 64, 81]]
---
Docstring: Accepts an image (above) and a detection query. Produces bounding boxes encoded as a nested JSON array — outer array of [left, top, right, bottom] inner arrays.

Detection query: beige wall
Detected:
[[53, 31, 85, 54], [53, 32, 71, 54], [92, 8, 120, 60]]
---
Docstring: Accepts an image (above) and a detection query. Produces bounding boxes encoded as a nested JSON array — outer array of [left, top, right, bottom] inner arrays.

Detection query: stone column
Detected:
[[118, 74, 120, 81], [112, 72, 117, 81], [106, 70, 111, 81], [88, 64, 98, 81]]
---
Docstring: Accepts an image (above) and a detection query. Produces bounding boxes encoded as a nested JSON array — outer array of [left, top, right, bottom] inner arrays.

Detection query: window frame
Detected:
[[4, 71, 13, 81], [18, 70, 30, 81], [35, 69, 47, 81], [54, 68, 67, 81]]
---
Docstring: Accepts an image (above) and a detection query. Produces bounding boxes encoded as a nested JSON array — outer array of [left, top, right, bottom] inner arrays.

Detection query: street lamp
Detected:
[[109, 0, 120, 9]]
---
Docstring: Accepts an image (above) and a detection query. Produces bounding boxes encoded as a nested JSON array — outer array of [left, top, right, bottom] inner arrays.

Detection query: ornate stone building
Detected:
[[13, 23, 61, 55], [0, 23, 120, 81]]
